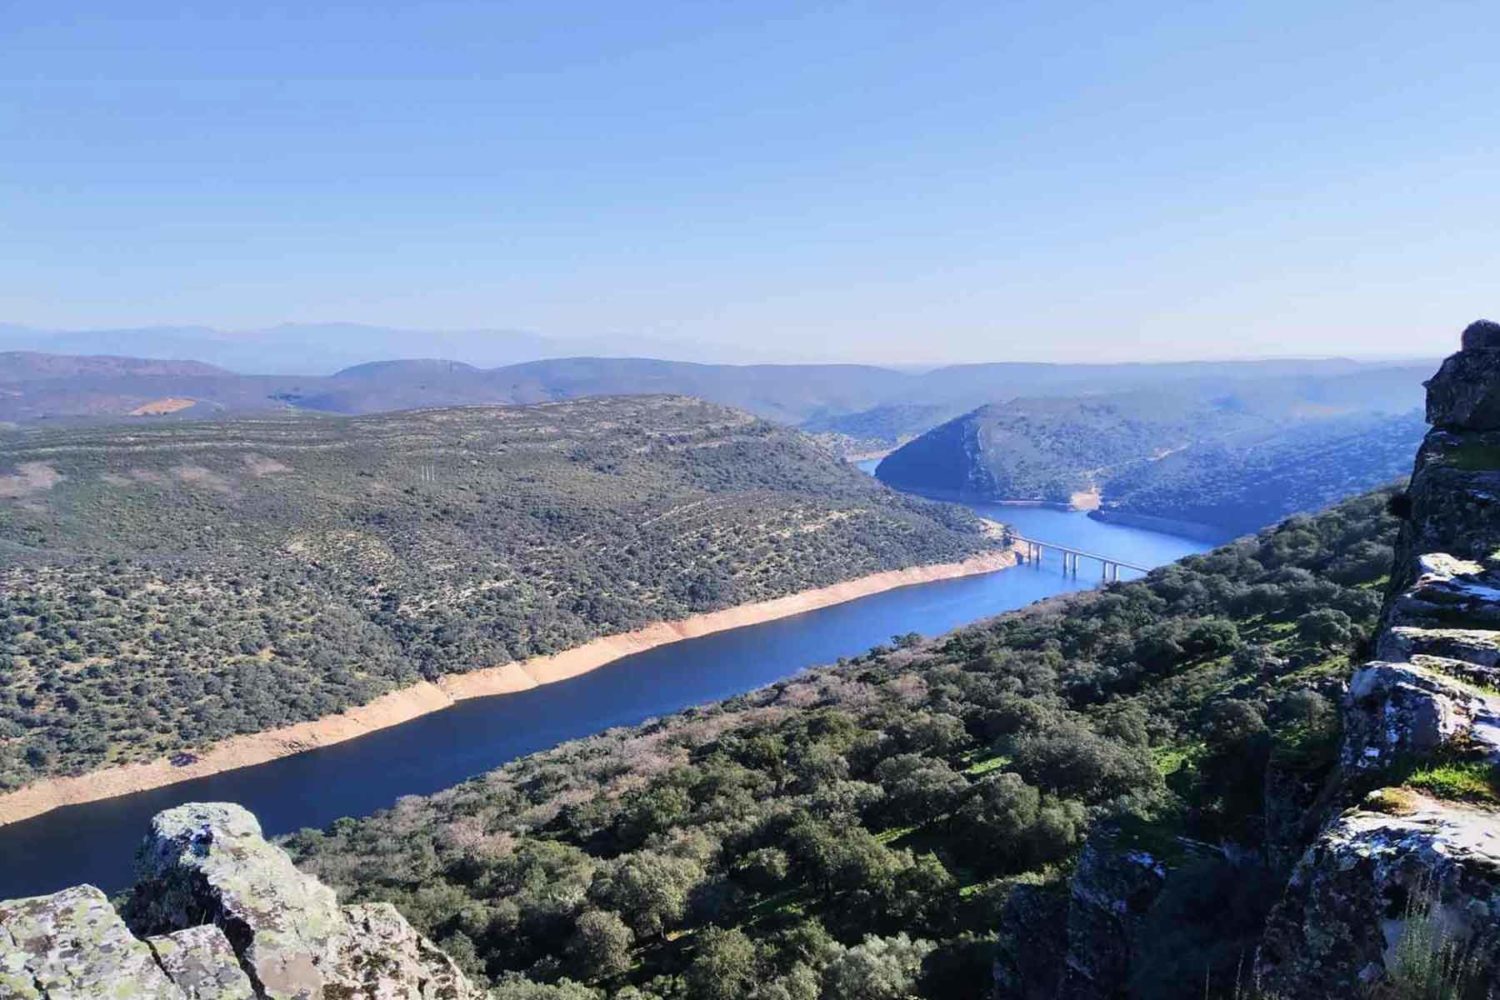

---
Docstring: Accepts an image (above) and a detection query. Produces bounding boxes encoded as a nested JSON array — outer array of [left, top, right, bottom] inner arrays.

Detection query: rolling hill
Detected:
[[0, 396, 992, 791], [875, 373, 1427, 534]]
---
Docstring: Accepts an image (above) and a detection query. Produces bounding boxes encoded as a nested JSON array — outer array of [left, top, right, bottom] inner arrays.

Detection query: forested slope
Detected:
[[876, 378, 1425, 535], [288, 483, 1400, 999], [1099, 410, 1425, 536], [0, 397, 990, 790]]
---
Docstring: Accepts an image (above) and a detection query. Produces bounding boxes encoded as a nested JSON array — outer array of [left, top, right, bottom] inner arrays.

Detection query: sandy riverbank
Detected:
[[0, 546, 1019, 827]]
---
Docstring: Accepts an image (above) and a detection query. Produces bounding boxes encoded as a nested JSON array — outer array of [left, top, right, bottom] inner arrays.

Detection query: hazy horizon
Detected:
[[5, 2, 1494, 364], [0, 319, 1442, 374]]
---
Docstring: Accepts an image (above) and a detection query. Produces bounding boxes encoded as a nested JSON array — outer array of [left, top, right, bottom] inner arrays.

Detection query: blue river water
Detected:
[[0, 490, 1214, 898]]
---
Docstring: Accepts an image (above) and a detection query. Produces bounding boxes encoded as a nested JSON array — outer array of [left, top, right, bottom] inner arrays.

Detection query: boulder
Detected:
[[126, 802, 350, 999], [0, 884, 181, 999], [991, 878, 1069, 999], [1463, 319, 1500, 351], [1056, 831, 1170, 1000], [1341, 661, 1500, 772], [147, 924, 256, 999], [1256, 793, 1500, 996], [1, 802, 482, 1000], [1428, 323, 1500, 430]]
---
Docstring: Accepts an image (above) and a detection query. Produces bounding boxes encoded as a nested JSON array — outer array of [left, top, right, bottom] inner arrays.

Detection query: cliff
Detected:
[[0, 802, 479, 999], [993, 321, 1500, 999], [1253, 321, 1500, 994]]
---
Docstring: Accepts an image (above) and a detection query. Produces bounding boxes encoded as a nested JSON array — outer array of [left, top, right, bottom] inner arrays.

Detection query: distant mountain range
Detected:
[[0, 323, 797, 374], [0, 342, 1435, 446]]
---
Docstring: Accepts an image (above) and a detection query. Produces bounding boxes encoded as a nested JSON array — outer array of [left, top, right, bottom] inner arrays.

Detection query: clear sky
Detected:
[[2, 1, 1494, 363]]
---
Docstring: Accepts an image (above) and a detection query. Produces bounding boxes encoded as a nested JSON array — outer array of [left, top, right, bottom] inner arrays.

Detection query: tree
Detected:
[[822, 934, 935, 1000], [566, 909, 634, 981], [686, 926, 758, 1000], [590, 852, 704, 940], [873, 754, 966, 823], [1297, 608, 1354, 648]]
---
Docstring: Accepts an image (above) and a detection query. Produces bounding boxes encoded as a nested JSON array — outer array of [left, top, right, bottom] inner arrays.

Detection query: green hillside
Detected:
[[875, 379, 1425, 535], [0, 397, 990, 790], [287, 487, 1398, 999], [1100, 410, 1425, 536]]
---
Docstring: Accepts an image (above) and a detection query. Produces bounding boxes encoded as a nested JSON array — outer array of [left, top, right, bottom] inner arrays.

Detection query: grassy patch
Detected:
[[1403, 761, 1500, 804], [963, 753, 1011, 777]]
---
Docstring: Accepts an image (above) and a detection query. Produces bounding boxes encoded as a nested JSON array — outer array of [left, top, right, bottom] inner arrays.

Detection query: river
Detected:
[[0, 490, 1215, 898]]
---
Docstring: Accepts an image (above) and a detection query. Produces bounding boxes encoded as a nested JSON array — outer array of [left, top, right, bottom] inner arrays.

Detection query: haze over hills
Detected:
[[875, 367, 1431, 535], [0, 342, 1434, 438], [0, 323, 810, 374]]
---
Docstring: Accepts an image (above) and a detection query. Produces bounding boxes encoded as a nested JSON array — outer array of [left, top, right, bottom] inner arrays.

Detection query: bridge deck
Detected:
[[1010, 534, 1152, 574]]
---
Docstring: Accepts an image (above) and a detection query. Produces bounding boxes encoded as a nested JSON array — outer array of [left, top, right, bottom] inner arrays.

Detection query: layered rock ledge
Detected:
[[1254, 322, 1500, 994], [0, 802, 479, 999]]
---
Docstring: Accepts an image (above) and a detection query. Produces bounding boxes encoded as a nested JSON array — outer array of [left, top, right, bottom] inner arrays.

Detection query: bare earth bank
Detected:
[[0, 547, 1018, 827]]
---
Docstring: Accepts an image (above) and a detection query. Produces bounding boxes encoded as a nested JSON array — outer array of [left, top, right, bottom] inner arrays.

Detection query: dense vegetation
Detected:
[[0, 397, 990, 789], [876, 391, 1270, 502], [287, 488, 1399, 999], [1101, 411, 1425, 536], [877, 380, 1424, 535]]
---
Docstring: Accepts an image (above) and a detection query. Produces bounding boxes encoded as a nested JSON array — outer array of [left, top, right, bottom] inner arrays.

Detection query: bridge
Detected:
[[1010, 533, 1151, 582]]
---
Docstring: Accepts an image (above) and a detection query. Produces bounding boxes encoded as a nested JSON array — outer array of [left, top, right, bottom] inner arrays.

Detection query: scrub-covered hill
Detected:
[[287, 466, 1400, 1000], [876, 372, 1426, 535], [0, 396, 992, 791], [280, 324, 1500, 1000]]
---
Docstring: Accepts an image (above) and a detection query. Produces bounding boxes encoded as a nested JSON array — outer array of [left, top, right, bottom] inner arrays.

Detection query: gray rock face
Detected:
[[147, 925, 256, 999], [1428, 323, 1500, 430], [1055, 832, 1169, 1000], [0, 884, 181, 999], [0, 802, 480, 1000], [1342, 661, 1500, 772], [1256, 794, 1500, 996], [1255, 323, 1500, 998], [127, 802, 351, 998], [992, 879, 1068, 999]]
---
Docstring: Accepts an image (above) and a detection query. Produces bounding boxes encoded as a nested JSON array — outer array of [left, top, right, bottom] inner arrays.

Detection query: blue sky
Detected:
[[1, 1, 1494, 363]]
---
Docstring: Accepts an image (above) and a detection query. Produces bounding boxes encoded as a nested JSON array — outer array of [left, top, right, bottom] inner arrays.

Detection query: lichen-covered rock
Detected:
[[1381, 625, 1500, 675], [121, 802, 483, 1000], [339, 902, 477, 1000], [147, 924, 256, 999], [1389, 551, 1500, 630], [1387, 435, 1500, 603], [0, 884, 181, 998], [1255, 793, 1500, 996], [1428, 321, 1500, 431], [1056, 832, 1170, 1000], [2, 802, 482, 1000], [127, 802, 350, 999], [1341, 661, 1500, 772]]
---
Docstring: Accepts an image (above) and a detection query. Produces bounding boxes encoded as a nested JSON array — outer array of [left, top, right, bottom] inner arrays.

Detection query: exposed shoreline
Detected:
[[0, 546, 1019, 827]]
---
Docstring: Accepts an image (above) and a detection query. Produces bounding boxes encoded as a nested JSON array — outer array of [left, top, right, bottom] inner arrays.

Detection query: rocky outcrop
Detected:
[[1054, 831, 1170, 1000], [1256, 791, 1500, 996], [1254, 322, 1500, 997], [0, 885, 184, 998], [0, 802, 480, 999], [992, 879, 1069, 999]]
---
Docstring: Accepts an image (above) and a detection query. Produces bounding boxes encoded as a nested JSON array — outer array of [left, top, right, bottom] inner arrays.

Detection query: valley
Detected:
[[0, 498, 1208, 899], [0, 397, 994, 796]]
